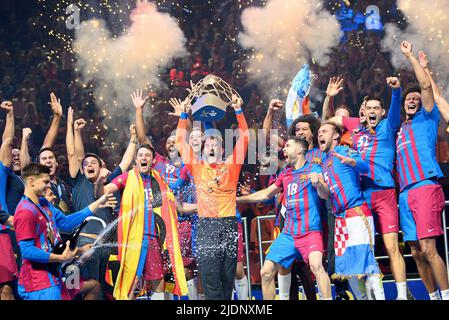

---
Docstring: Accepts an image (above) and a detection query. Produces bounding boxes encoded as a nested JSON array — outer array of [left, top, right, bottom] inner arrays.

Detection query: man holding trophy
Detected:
[[175, 75, 249, 300]]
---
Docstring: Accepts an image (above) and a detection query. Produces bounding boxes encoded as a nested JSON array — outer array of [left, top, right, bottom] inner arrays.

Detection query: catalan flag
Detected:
[[113, 168, 187, 299]]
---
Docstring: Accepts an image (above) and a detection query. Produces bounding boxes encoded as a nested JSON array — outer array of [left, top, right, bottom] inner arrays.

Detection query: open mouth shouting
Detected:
[[368, 114, 377, 126], [140, 161, 149, 171], [407, 103, 417, 113]]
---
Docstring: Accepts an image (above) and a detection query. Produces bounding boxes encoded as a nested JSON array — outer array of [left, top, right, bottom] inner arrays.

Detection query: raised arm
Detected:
[[73, 118, 86, 164], [0, 101, 14, 167], [176, 103, 199, 167], [169, 97, 192, 133], [132, 89, 152, 145], [400, 41, 434, 112], [119, 124, 138, 172], [262, 99, 285, 148], [42, 92, 63, 149], [66, 107, 79, 178], [322, 77, 344, 121], [227, 95, 249, 164], [20, 128, 32, 170], [418, 50, 449, 123], [237, 183, 282, 203], [386, 77, 402, 131], [54, 192, 117, 232]]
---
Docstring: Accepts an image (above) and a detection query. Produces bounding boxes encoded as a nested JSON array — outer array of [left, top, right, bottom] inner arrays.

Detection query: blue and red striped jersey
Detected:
[[274, 162, 324, 235], [322, 146, 369, 214], [112, 172, 158, 238], [396, 104, 443, 191], [345, 87, 402, 188], [305, 147, 324, 165]]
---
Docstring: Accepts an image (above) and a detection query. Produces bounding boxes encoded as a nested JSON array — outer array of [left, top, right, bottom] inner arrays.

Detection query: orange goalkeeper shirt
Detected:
[[175, 111, 248, 218]]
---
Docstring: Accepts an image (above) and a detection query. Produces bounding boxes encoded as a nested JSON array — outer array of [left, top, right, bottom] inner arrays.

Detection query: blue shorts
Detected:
[[265, 232, 303, 269], [18, 284, 63, 300], [399, 179, 445, 242]]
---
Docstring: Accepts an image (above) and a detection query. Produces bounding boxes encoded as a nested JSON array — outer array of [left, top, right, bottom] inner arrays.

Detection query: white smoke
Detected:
[[73, 2, 187, 135], [238, 0, 341, 99], [381, 0, 449, 95]]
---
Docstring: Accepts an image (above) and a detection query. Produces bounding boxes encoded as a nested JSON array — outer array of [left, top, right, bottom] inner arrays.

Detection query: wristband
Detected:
[[180, 112, 188, 119]]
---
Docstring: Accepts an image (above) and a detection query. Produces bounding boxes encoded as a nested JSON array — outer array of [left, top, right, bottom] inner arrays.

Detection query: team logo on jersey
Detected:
[[312, 157, 322, 165], [356, 135, 370, 153], [300, 174, 308, 182]]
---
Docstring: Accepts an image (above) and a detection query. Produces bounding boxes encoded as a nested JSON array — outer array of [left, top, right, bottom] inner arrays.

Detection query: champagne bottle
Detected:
[[52, 219, 88, 254]]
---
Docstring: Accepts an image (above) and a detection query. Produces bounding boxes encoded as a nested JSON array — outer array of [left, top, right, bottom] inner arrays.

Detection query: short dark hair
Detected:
[[137, 144, 155, 157], [363, 95, 384, 109], [401, 84, 421, 108], [82, 153, 103, 167], [22, 163, 50, 180], [320, 121, 342, 142], [287, 136, 309, 154], [287, 114, 321, 147], [37, 147, 55, 161], [334, 104, 353, 116]]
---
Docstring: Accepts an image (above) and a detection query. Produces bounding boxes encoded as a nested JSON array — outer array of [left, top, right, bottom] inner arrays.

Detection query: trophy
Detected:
[[185, 74, 242, 122]]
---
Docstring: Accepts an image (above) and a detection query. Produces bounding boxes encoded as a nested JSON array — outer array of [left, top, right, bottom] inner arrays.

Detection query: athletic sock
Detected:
[[150, 292, 165, 300], [278, 273, 291, 300], [235, 276, 249, 300], [440, 289, 449, 300], [429, 291, 441, 300], [198, 293, 206, 300], [395, 282, 407, 300], [187, 278, 198, 300]]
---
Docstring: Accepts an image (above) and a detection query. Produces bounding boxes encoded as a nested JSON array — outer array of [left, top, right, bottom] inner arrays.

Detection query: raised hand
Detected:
[[129, 124, 137, 138], [0, 101, 13, 112], [269, 99, 284, 112], [333, 151, 355, 166], [49, 92, 63, 116], [22, 128, 32, 141], [386, 77, 400, 89], [418, 50, 429, 69], [400, 41, 413, 57], [131, 89, 149, 109], [74, 118, 86, 131], [231, 94, 243, 110], [326, 76, 344, 97], [168, 97, 189, 117], [67, 107, 74, 126]]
